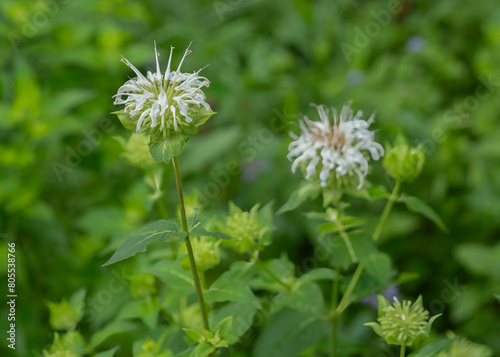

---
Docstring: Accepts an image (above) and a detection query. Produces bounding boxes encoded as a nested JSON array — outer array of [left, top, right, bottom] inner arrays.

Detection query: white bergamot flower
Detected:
[[287, 103, 384, 188], [113, 42, 213, 140]]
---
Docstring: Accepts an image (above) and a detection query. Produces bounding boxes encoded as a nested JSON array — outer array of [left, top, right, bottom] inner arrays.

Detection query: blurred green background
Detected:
[[1, 0, 500, 355]]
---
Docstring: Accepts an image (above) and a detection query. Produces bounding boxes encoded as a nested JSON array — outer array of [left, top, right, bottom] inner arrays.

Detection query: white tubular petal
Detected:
[[176, 42, 192, 75], [136, 108, 151, 133], [173, 97, 189, 118], [150, 101, 160, 127], [121, 57, 150, 86], [170, 106, 178, 130], [154, 41, 162, 81], [164, 46, 174, 81], [158, 89, 168, 116]]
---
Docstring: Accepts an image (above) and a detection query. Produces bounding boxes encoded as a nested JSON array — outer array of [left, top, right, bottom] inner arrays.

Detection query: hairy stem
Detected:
[[400, 345, 406, 357], [172, 157, 210, 331]]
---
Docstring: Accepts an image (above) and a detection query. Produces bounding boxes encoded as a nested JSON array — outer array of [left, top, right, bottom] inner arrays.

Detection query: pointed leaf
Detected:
[[149, 135, 188, 163], [215, 316, 233, 338], [252, 309, 324, 357], [192, 225, 232, 240], [277, 182, 321, 214], [192, 342, 216, 357], [103, 220, 186, 266], [90, 320, 137, 348], [94, 346, 120, 357], [364, 322, 384, 339], [183, 328, 202, 343], [400, 194, 448, 233], [407, 339, 453, 357]]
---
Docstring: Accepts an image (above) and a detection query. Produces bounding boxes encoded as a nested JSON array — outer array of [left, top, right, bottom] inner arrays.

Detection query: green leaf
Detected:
[[363, 253, 394, 287], [68, 288, 86, 323], [149, 135, 188, 163], [251, 256, 295, 291], [211, 301, 258, 343], [277, 181, 321, 214], [147, 260, 194, 289], [299, 268, 337, 283], [328, 234, 377, 269], [112, 110, 136, 132], [183, 328, 202, 343], [408, 339, 453, 357], [454, 242, 500, 278], [192, 225, 232, 240], [279, 281, 324, 315], [94, 346, 120, 357], [90, 320, 137, 348], [400, 194, 448, 233], [215, 316, 233, 338], [205, 276, 257, 304], [252, 309, 325, 357], [102, 220, 186, 266], [192, 342, 216, 357]]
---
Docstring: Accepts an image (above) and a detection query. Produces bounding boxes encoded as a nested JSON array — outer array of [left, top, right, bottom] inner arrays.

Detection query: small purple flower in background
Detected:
[[242, 159, 270, 183], [406, 36, 426, 53], [361, 284, 400, 309], [346, 69, 364, 87]]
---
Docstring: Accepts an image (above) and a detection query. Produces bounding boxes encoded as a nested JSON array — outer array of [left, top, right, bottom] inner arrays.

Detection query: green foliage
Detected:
[[149, 135, 188, 164], [252, 309, 325, 357], [103, 220, 186, 266], [2, 0, 499, 355]]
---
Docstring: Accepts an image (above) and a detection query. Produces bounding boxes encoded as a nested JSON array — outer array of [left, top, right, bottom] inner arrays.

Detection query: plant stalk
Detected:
[[334, 180, 401, 315], [172, 157, 210, 331], [373, 180, 401, 243], [400, 345, 406, 357]]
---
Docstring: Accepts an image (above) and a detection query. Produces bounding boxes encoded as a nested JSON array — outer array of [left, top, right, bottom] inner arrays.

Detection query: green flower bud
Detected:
[[43, 331, 85, 357], [383, 135, 425, 182], [46, 301, 80, 331], [129, 273, 157, 299], [135, 338, 173, 357], [437, 334, 493, 357], [219, 202, 270, 255], [364, 295, 441, 347], [180, 237, 221, 272]]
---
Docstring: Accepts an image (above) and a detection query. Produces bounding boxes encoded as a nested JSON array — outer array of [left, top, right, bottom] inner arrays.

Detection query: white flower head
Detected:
[[113, 42, 212, 140], [287, 103, 384, 188]]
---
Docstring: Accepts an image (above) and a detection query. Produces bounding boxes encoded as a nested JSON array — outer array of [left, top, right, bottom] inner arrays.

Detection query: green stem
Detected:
[[400, 345, 406, 357], [334, 180, 401, 315], [172, 157, 210, 331], [336, 218, 357, 263], [329, 266, 340, 357], [373, 180, 401, 243], [335, 263, 364, 316]]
